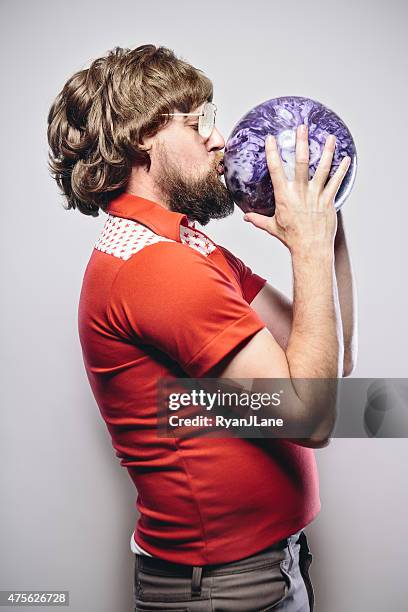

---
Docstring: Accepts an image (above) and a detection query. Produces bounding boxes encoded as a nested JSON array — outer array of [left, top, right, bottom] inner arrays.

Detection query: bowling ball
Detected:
[[223, 96, 357, 216]]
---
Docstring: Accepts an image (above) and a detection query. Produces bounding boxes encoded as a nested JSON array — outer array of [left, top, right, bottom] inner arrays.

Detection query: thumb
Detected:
[[243, 212, 278, 237]]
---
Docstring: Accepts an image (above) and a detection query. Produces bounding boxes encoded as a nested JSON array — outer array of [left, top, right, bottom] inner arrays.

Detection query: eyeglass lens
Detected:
[[199, 103, 216, 139]]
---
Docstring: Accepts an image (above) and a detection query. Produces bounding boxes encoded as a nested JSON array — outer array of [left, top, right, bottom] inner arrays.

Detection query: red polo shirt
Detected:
[[78, 192, 320, 565]]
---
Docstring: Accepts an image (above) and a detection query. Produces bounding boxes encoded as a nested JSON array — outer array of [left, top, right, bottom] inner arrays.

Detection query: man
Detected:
[[47, 44, 357, 611]]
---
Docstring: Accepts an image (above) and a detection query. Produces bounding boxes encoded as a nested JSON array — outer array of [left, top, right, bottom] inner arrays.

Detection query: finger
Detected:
[[265, 135, 287, 194], [312, 134, 336, 187], [243, 212, 279, 237], [322, 156, 351, 202], [295, 124, 309, 185]]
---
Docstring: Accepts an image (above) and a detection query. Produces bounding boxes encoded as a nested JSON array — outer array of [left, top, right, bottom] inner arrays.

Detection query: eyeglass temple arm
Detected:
[[161, 112, 203, 117]]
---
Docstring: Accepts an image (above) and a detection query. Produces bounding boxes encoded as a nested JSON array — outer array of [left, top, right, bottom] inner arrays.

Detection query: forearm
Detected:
[[334, 212, 358, 375], [286, 248, 344, 379], [275, 247, 343, 441]]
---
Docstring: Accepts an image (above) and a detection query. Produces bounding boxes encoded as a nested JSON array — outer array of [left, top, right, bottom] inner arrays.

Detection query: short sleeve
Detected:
[[107, 242, 266, 377], [217, 245, 267, 304]]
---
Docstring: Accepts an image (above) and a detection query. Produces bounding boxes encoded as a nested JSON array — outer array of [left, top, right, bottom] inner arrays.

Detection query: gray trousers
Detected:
[[134, 530, 314, 611]]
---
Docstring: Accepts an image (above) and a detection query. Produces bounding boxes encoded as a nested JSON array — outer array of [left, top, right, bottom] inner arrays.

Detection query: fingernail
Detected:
[[299, 124, 306, 133]]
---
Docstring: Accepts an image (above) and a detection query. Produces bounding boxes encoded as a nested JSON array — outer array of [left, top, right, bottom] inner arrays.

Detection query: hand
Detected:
[[243, 125, 351, 255]]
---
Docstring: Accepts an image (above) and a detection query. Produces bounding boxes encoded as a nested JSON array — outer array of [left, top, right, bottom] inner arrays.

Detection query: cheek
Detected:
[[182, 149, 209, 175], [159, 131, 210, 174]]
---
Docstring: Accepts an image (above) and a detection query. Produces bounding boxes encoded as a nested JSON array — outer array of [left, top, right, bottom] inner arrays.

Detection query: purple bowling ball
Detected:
[[223, 96, 357, 216]]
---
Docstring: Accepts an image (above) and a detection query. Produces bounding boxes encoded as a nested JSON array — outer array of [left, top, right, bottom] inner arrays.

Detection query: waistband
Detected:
[[135, 530, 304, 579]]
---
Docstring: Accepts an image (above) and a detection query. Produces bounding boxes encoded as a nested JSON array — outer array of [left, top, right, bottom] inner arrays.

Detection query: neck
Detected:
[[126, 166, 169, 209]]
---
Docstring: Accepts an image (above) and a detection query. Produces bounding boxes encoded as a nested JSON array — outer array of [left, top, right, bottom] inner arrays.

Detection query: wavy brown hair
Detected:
[[47, 44, 213, 216]]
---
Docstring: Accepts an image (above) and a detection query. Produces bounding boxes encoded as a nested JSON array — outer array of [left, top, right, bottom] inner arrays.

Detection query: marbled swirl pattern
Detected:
[[224, 96, 357, 216]]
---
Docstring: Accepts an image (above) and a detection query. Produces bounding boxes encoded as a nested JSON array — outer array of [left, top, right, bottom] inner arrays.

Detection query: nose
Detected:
[[206, 126, 225, 152]]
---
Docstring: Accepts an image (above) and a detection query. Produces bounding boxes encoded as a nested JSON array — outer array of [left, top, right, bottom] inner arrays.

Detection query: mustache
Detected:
[[213, 151, 224, 170], [215, 151, 224, 163]]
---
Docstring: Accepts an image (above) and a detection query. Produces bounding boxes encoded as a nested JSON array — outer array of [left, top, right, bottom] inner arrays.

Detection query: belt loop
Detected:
[[191, 566, 203, 597]]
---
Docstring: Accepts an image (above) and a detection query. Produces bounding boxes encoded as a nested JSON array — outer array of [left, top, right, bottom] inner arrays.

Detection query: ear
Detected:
[[139, 134, 155, 153]]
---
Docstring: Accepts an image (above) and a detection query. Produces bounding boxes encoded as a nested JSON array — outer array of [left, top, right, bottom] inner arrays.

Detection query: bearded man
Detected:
[[47, 44, 357, 611]]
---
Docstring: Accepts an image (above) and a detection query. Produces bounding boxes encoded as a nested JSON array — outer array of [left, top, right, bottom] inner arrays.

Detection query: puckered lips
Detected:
[[215, 152, 224, 175]]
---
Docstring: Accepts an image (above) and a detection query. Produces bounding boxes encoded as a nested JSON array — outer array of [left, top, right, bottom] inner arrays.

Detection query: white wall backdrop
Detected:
[[1, 0, 407, 610]]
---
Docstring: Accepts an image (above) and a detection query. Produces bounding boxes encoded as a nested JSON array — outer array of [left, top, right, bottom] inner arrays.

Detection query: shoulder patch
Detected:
[[95, 215, 175, 260], [180, 224, 216, 257], [95, 214, 217, 260]]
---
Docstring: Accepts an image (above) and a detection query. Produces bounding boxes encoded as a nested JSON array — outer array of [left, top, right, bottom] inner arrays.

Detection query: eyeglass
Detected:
[[161, 102, 217, 139]]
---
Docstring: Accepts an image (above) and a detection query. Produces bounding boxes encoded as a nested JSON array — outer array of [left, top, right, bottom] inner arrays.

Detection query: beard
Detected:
[[153, 144, 235, 226]]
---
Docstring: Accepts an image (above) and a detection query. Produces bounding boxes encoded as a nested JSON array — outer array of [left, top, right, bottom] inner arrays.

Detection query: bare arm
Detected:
[[334, 211, 358, 375], [250, 211, 358, 377], [250, 283, 293, 352], [212, 126, 351, 447]]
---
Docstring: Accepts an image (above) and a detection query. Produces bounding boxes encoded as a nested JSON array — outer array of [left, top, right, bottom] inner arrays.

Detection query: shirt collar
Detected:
[[106, 192, 196, 242]]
